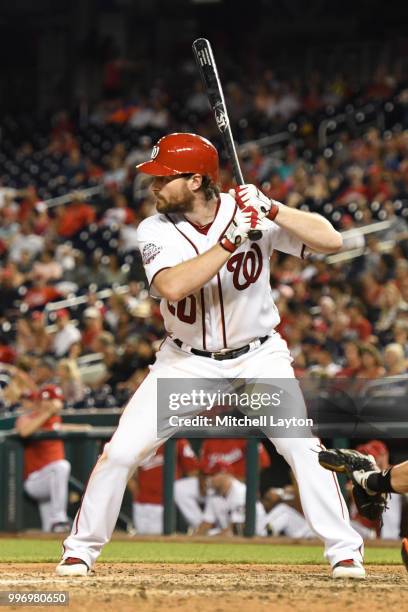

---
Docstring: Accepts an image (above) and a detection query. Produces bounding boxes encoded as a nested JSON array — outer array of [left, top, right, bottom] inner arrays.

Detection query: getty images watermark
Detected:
[[166, 388, 312, 430], [157, 378, 314, 438], [157, 376, 408, 439]]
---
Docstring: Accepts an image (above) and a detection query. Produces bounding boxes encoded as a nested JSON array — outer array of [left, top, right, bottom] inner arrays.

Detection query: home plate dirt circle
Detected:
[[1, 563, 407, 612]]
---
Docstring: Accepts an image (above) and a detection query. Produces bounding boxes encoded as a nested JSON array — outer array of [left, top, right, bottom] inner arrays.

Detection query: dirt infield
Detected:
[[1, 563, 407, 612]]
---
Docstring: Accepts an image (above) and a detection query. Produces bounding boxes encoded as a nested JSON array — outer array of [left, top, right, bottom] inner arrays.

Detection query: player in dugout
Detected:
[[128, 437, 199, 534], [16, 385, 71, 533], [318, 443, 408, 569], [175, 439, 270, 532]]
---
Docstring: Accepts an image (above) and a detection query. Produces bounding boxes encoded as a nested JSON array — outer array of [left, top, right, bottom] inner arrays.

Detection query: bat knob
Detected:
[[248, 229, 262, 241]]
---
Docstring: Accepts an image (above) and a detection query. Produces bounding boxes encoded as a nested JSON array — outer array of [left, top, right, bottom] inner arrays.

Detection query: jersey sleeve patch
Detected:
[[142, 242, 163, 265]]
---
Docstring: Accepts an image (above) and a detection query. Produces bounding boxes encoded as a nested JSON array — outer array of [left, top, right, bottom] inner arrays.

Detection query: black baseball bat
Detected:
[[192, 37, 262, 240]]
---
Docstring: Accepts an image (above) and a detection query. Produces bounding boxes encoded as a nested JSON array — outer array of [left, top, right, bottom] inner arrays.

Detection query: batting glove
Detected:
[[220, 206, 267, 253], [231, 185, 280, 221]]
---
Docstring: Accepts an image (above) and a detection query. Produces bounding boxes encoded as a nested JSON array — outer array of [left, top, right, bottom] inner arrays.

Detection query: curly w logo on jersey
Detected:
[[227, 244, 263, 290]]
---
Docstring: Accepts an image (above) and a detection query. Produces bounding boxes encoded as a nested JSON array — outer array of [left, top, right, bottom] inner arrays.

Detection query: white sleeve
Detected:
[[267, 221, 305, 259], [228, 481, 246, 524], [230, 503, 245, 525], [136, 218, 184, 287], [202, 497, 217, 525]]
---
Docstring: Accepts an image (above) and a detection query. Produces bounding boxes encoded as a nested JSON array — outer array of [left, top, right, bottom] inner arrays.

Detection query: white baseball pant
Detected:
[[261, 502, 316, 538], [132, 503, 163, 534], [24, 459, 70, 531], [62, 334, 363, 568], [174, 477, 205, 529]]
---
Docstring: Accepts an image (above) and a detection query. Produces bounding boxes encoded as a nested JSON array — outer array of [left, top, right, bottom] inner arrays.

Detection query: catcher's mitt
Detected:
[[318, 448, 377, 474], [318, 448, 388, 521], [351, 481, 388, 521]]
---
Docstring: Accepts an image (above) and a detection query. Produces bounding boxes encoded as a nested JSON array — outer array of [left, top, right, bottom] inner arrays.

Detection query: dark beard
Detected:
[[155, 185, 195, 213]]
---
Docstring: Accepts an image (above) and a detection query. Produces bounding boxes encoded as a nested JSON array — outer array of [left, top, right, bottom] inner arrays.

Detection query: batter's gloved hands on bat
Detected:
[[231, 185, 280, 221], [318, 448, 388, 522], [219, 206, 267, 253]]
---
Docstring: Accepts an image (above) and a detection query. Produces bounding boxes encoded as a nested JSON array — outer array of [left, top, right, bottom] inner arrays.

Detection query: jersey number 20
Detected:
[[167, 296, 197, 324]]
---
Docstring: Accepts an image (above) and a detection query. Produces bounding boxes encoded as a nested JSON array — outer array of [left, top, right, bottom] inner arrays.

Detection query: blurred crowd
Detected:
[[0, 57, 406, 402], [1, 52, 408, 539]]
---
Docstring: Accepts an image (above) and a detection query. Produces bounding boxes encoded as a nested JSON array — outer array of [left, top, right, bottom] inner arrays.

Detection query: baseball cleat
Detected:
[[332, 559, 366, 579], [401, 538, 408, 572], [56, 557, 90, 576]]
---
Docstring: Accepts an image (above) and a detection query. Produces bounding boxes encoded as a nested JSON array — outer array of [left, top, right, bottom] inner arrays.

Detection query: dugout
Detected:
[[1, 391, 408, 534]]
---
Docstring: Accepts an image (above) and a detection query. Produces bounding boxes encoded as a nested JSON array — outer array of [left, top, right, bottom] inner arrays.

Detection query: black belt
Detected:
[[173, 336, 269, 361]]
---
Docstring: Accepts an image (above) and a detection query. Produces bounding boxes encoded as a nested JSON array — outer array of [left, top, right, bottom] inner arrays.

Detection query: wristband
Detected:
[[266, 199, 280, 221], [219, 237, 237, 253], [366, 468, 396, 494]]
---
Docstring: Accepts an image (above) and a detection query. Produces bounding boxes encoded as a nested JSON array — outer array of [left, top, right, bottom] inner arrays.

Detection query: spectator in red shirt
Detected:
[[365, 166, 392, 203], [128, 439, 199, 534], [23, 278, 63, 310], [81, 307, 104, 353], [336, 166, 368, 206], [17, 185, 40, 223], [55, 198, 96, 239], [263, 172, 289, 202], [336, 341, 362, 378], [346, 300, 373, 341], [100, 193, 135, 227], [357, 343, 385, 379], [15, 385, 71, 532]]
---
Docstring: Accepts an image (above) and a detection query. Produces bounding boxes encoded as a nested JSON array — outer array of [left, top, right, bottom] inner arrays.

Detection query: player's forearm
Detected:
[[16, 410, 54, 438], [391, 461, 408, 494], [274, 206, 343, 254], [154, 244, 230, 302]]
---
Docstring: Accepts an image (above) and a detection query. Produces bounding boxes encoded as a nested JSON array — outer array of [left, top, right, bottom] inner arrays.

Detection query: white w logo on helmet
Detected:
[[151, 145, 160, 159]]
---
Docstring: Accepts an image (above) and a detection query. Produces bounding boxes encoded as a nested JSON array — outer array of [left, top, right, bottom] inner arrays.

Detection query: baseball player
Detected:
[[347, 441, 403, 540], [129, 438, 199, 534], [259, 486, 315, 538], [175, 439, 270, 530], [352, 456, 408, 497], [196, 461, 260, 536], [57, 132, 365, 579], [16, 385, 71, 532], [195, 461, 314, 538], [318, 444, 408, 569], [200, 438, 270, 480]]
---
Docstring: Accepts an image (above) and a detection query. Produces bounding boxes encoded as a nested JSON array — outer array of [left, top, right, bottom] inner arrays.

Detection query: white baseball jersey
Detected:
[[202, 478, 247, 528], [202, 478, 268, 535], [137, 193, 304, 351]]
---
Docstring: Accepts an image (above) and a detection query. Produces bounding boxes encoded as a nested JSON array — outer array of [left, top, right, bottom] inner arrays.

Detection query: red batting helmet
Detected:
[[39, 385, 64, 402], [136, 133, 219, 184]]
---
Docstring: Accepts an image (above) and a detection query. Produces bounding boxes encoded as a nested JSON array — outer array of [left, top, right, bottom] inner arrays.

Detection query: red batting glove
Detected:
[[234, 185, 280, 221]]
